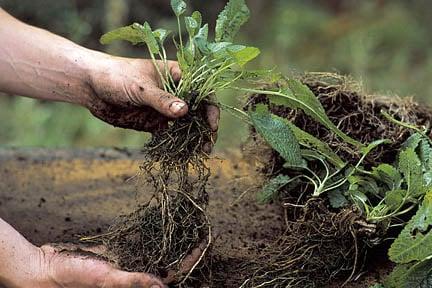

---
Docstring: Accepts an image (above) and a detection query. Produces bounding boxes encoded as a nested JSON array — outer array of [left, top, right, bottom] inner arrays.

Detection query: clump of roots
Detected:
[[239, 72, 432, 287], [237, 200, 369, 288], [100, 191, 211, 284], [143, 104, 214, 173], [86, 100, 214, 285]]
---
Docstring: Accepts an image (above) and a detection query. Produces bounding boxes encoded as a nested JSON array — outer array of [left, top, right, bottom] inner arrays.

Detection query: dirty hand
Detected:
[[0, 218, 165, 288], [84, 56, 220, 135], [0, 8, 220, 142]]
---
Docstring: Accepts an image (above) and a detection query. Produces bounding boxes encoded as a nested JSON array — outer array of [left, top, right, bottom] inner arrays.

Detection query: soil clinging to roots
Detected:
[[86, 99, 214, 286], [236, 200, 367, 288], [247, 72, 432, 168], [239, 72, 432, 287]]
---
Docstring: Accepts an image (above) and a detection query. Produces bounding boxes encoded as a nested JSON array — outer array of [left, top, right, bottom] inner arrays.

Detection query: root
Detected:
[[84, 102, 215, 285], [237, 199, 365, 288]]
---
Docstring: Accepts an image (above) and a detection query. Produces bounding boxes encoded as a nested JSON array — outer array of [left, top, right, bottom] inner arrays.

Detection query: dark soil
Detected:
[[246, 73, 432, 168], [239, 72, 432, 287]]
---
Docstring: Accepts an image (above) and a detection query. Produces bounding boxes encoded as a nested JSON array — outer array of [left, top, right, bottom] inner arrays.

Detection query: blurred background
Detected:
[[0, 0, 431, 150]]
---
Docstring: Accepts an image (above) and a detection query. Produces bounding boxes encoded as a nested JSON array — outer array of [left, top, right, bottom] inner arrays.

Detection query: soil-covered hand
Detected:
[[85, 56, 220, 135], [35, 244, 166, 288]]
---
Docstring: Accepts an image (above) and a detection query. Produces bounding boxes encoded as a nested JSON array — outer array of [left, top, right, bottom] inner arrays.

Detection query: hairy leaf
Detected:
[[171, 0, 187, 16], [402, 133, 423, 150], [258, 80, 362, 147], [287, 122, 345, 168], [249, 105, 305, 167], [100, 24, 144, 45], [191, 11, 202, 28], [257, 174, 291, 204], [185, 16, 199, 38], [153, 28, 171, 45], [384, 189, 407, 210], [361, 139, 391, 156], [399, 148, 424, 198], [228, 46, 260, 67], [389, 191, 432, 263], [328, 189, 348, 208], [215, 0, 250, 42], [386, 259, 432, 288], [372, 164, 402, 191]]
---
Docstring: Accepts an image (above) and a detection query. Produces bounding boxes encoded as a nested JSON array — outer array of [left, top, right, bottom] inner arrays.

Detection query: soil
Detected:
[[0, 148, 389, 287]]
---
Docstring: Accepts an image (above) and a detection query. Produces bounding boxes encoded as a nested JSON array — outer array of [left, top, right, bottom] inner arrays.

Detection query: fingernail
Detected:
[[169, 101, 186, 114], [150, 285, 161, 288]]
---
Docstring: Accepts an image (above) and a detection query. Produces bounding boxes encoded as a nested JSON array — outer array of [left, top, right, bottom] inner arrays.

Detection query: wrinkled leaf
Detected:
[[262, 80, 362, 147], [403, 133, 423, 150], [399, 148, 424, 198], [215, 0, 250, 42], [153, 28, 171, 45], [228, 46, 260, 67], [389, 191, 432, 263], [249, 105, 305, 167], [386, 259, 432, 288], [384, 189, 407, 209], [100, 24, 144, 45], [257, 174, 291, 204], [171, 0, 187, 16], [287, 122, 345, 168], [191, 11, 202, 28], [185, 16, 199, 38], [361, 139, 391, 156], [328, 189, 349, 208], [372, 164, 402, 191]]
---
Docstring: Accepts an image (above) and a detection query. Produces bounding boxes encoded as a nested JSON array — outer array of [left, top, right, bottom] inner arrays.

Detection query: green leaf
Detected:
[[100, 24, 144, 45], [403, 258, 432, 288], [257, 174, 291, 204], [258, 80, 362, 148], [384, 190, 407, 209], [191, 11, 202, 28], [228, 46, 260, 67], [372, 164, 402, 191], [185, 16, 199, 38], [249, 105, 306, 167], [171, 0, 187, 16], [361, 139, 391, 156], [385, 263, 413, 288], [388, 191, 432, 263], [286, 122, 345, 168], [402, 133, 423, 150], [386, 259, 432, 288], [153, 28, 171, 45], [215, 0, 250, 42], [141, 22, 160, 54], [399, 148, 425, 198], [328, 189, 349, 208]]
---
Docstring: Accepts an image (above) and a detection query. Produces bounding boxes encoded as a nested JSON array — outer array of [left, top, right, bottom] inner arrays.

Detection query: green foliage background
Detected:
[[0, 0, 431, 149]]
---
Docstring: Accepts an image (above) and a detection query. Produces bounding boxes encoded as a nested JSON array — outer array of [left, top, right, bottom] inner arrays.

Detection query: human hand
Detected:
[[84, 55, 220, 136]]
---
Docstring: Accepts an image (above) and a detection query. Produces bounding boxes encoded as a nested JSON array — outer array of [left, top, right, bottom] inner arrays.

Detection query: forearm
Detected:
[[0, 8, 98, 105]]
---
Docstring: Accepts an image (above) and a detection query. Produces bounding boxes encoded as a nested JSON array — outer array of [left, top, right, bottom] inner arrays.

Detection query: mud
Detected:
[[0, 148, 388, 287]]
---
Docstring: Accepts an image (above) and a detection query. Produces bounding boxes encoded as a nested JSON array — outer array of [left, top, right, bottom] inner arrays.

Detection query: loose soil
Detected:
[[0, 148, 389, 287]]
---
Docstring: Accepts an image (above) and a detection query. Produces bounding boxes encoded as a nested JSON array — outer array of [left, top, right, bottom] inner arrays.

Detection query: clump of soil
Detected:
[[236, 200, 367, 287], [246, 72, 432, 168], [240, 72, 432, 287], [85, 98, 214, 285]]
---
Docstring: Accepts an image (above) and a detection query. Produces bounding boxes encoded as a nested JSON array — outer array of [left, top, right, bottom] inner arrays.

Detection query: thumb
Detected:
[[138, 86, 188, 118]]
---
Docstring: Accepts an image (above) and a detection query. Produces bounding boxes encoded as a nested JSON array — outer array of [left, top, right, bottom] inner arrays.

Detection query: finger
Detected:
[[163, 241, 207, 284], [156, 60, 182, 83], [105, 270, 166, 288], [140, 86, 188, 118], [88, 98, 170, 132], [206, 104, 220, 132]]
